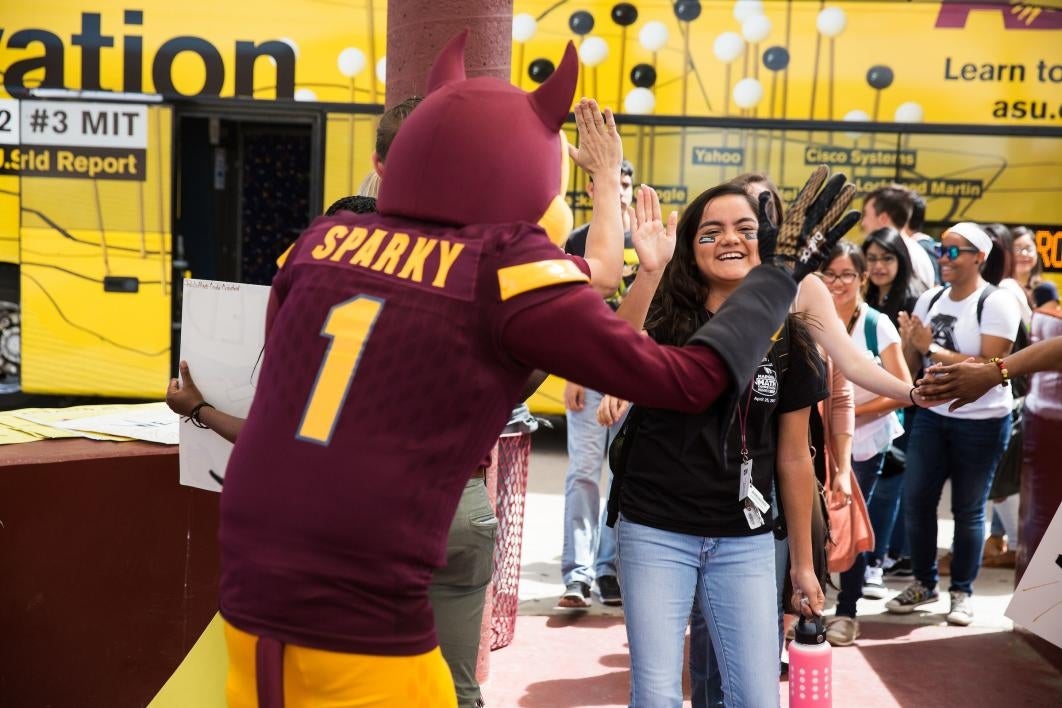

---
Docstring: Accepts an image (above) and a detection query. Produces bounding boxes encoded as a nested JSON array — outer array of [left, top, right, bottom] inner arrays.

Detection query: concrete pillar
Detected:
[[385, 0, 513, 108]]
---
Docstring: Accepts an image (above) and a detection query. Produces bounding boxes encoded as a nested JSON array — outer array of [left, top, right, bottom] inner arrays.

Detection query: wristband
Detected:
[[187, 401, 215, 429], [988, 357, 1010, 388], [909, 386, 918, 407]]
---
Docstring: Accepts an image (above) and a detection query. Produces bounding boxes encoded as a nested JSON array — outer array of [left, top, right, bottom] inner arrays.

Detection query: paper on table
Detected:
[[0, 419, 43, 445], [11, 406, 138, 442], [53, 402, 180, 445], [178, 279, 271, 492]]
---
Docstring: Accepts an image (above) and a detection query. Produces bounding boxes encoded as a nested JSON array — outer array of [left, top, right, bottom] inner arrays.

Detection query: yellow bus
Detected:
[[0, 1, 1059, 411]]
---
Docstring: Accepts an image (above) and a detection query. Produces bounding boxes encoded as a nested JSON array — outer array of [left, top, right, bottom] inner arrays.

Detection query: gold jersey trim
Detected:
[[497, 259, 588, 301]]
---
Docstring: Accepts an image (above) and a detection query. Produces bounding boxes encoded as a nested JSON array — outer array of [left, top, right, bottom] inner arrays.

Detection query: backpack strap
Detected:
[[926, 285, 948, 314], [976, 284, 998, 325], [863, 304, 879, 358]]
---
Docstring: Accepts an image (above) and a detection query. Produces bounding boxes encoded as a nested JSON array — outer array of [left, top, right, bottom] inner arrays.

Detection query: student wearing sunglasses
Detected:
[[891, 223, 1021, 626]]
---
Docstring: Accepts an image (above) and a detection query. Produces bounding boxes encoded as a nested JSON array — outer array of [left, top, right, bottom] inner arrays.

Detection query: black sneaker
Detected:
[[555, 581, 591, 609], [884, 556, 913, 577], [597, 575, 622, 606], [885, 581, 938, 614]]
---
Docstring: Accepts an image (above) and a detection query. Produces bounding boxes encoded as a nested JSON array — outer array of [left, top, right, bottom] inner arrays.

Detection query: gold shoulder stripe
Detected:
[[770, 324, 784, 342], [276, 243, 295, 269], [497, 259, 589, 301]]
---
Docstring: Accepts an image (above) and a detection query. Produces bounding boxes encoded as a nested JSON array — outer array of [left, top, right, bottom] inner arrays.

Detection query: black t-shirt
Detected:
[[619, 320, 827, 537]]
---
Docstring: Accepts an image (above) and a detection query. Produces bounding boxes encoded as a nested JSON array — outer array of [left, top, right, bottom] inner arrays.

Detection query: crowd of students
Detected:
[[164, 41, 1059, 705]]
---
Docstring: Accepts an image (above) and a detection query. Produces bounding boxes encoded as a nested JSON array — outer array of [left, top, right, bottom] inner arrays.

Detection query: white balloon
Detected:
[[294, 88, 317, 102], [894, 101, 925, 123], [639, 21, 669, 52], [624, 87, 656, 115], [732, 78, 764, 109], [512, 13, 537, 43], [337, 47, 366, 78], [817, 6, 847, 37], [713, 32, 745, 63], [734, 0, 764, 23], [579, 36, 609, 67], [376, 57, 387, 83], [843, 109, 870, 139], [742, 14, 772, 43]]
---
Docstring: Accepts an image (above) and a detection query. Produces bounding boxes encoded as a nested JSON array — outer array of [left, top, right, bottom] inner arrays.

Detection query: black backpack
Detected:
[[926, 285, 1030, 397]]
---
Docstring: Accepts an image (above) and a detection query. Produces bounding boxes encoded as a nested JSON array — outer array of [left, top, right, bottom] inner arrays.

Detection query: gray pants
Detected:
[[429, 477, 498, 708]]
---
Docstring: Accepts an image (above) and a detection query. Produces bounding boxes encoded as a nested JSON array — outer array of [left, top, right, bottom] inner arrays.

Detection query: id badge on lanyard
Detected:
[[736, 384, 769, 529]]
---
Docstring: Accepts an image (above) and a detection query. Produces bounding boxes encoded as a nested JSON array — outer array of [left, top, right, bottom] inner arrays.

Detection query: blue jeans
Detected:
[[869, 473, 906, 560], [904, 410, 1010, 595], [690, 503, 789, 708], [836, 454, 884, 617], [562, 389, 621, 585], [619, 518, 779, 708]]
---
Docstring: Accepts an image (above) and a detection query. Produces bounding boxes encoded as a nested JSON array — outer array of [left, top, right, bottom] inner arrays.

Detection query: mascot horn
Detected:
[[377, 30, 577, 245]]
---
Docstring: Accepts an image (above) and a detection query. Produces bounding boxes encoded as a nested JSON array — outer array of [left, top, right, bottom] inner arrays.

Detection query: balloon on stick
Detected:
[[569, 10, 595, 35], [811, 6, 847, 119], [612, 3, 639, 108], [714, 32, 744, 115], [512, 13, 537, 87]]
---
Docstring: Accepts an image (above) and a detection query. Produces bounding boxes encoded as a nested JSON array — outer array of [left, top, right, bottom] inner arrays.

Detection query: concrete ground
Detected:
[[479, 423, 1062, 707]]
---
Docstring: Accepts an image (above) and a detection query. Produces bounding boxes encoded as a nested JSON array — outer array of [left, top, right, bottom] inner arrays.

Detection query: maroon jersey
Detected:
[[220, 211, 733, 655]]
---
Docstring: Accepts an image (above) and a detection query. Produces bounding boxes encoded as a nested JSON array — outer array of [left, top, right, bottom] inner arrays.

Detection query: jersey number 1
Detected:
[[297, 295, 384, 444]]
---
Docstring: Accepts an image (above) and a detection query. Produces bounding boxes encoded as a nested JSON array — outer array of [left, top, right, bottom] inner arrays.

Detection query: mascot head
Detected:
[[376, 31, 577, 245]]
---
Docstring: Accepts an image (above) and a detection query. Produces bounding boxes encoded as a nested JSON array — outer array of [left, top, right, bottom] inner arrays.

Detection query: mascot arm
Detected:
[[500, 286, 729, 413]]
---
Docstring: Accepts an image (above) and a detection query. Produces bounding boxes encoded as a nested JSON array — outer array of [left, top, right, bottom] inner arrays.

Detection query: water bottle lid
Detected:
[[794, 615, 826, 645]]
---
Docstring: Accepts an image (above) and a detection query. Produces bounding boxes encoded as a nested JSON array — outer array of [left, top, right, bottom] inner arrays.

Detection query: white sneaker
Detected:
[[862, 562, 887, 599], [946, 590, 974, 626]]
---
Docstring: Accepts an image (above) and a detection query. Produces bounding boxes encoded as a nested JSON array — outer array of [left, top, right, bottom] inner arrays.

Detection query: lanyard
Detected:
[[736, 382, 754, 461]]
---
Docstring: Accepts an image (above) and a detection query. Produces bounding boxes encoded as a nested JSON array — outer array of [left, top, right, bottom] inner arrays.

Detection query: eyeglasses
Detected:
[[819, 271, 860, 285], [866, 254, 897, 265], [1014, 246, 1036, 257], [934, 244, 980, 260]]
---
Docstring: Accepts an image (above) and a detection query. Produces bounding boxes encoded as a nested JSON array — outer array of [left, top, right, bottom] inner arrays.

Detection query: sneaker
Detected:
[[884, 556, 913, 578], [885, 581, 939, 614], [880, 555, 898, 573], [596, 575, 622, 606], [862, 561, 888, 599], [946, 590, 974, 626], [824, 616, 859, 647], [555, 581, 591, 609]]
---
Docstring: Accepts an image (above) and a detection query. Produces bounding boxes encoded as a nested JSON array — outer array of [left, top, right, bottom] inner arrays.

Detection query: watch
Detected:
[[926, 342, 943, 357]]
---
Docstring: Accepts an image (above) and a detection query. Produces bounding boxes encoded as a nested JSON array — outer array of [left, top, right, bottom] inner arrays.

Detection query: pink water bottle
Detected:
[[788, 616, 832, 707]]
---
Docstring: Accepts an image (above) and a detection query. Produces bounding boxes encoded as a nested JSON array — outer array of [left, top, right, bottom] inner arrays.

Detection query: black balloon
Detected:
[[528, 58, 555, 84], [866, 65, 894, 90], [763, 46, 790, 72], [674, 0, 702, 22], [611, 3, 638, 27], [630, 63, 657, 88], [569, 10, 595, 36]]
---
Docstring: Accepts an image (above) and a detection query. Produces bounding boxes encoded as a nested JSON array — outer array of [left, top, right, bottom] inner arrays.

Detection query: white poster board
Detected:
[[1006, 501, 1062, 649], [178, 279, 270, 492]]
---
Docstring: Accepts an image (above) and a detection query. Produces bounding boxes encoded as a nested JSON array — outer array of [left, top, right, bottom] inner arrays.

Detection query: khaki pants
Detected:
[[429, 477, 498, 708]]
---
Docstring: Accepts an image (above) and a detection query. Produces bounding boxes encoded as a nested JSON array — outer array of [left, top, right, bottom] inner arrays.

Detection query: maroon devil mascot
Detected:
[[216, 31, 856, 707]]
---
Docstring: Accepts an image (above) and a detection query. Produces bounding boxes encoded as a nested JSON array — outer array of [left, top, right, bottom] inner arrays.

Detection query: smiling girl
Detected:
[[819, 241, 911, 646]]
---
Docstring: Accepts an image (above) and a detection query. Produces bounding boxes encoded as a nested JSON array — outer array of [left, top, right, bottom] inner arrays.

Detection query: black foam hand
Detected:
[[759, 165, 859, 282]]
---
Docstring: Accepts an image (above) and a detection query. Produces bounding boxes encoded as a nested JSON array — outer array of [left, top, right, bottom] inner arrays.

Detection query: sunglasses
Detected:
[[934, 244, 980, 260]]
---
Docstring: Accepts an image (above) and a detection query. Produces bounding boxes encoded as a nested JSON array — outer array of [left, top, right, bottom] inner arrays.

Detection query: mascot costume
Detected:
[[216, 31, 858, 707]]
